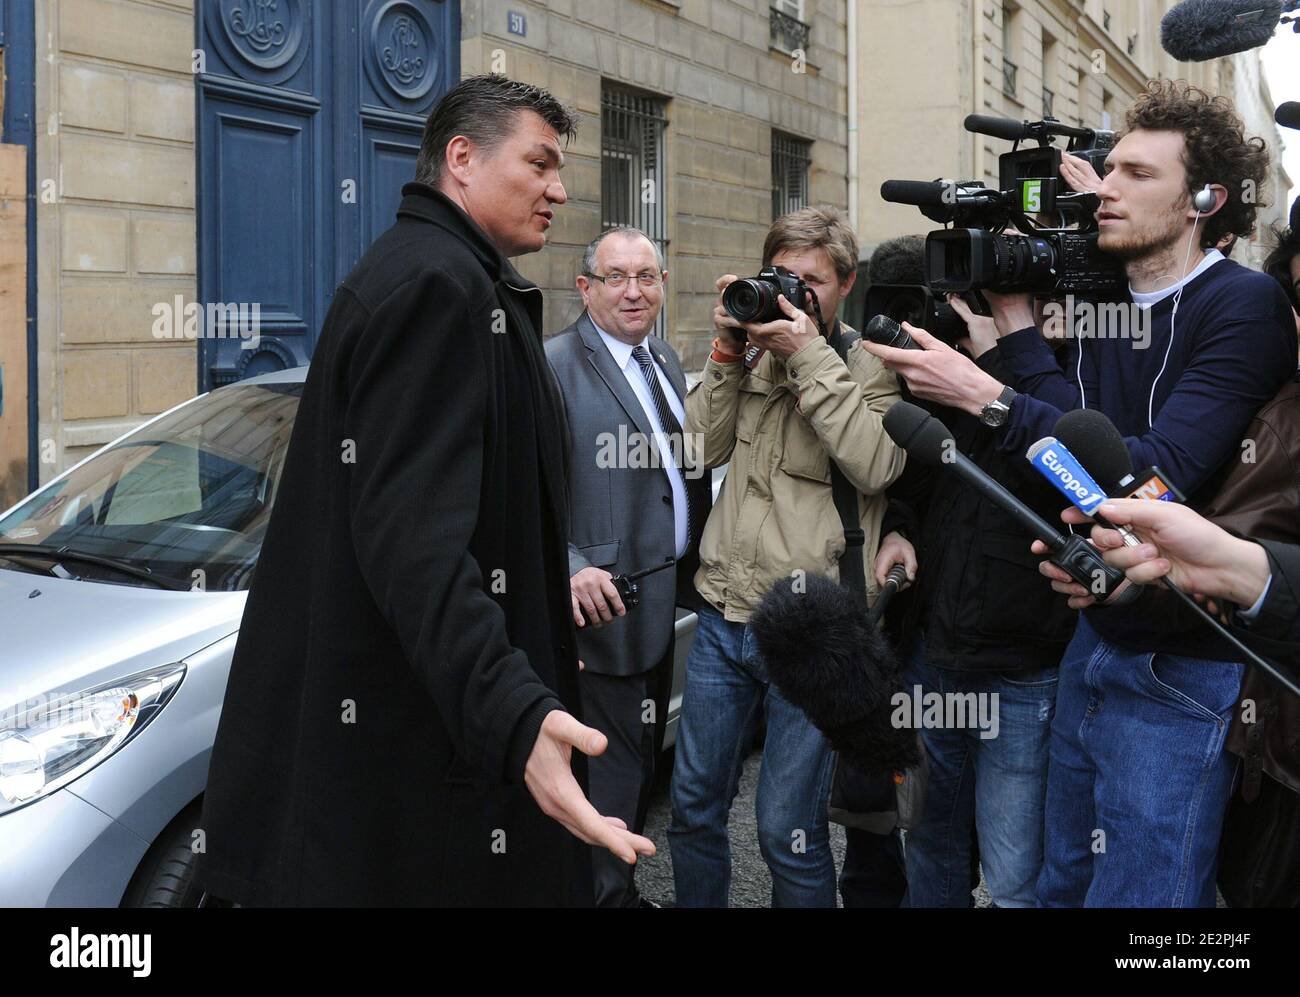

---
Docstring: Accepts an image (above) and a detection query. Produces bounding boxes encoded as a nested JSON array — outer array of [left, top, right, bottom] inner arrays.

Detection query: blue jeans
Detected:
[[1036, 615, 1243, 907], [902, 642, 1058, 908], [668, 604, 837, 907]]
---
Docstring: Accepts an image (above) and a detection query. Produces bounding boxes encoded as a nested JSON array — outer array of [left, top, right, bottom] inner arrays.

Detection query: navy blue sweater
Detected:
[[995, 256, 1298, 656]]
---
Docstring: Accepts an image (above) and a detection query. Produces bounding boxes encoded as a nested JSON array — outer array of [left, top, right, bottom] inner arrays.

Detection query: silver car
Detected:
[[0, 365, 715, 907]]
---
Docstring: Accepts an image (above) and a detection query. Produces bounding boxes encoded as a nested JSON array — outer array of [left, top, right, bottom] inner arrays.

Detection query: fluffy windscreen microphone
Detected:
[[867, 235, 926, 286], [1160, 0, 1282, 61], [750, 572, 921, 774]]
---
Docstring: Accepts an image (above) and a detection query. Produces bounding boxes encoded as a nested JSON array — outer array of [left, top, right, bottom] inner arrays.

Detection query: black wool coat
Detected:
[[195, 183, 592, 906]]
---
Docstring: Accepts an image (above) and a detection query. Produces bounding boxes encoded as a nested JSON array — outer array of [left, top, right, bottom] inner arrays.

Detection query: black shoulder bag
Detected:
[[823, 323, 928, 833]]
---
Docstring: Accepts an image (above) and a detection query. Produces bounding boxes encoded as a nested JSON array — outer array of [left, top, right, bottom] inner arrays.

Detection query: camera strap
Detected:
[[825, 321, 868, 607]]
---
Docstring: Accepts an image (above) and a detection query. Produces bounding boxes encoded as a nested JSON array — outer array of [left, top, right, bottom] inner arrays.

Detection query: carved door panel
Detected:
[[196, 0, 458, 389]]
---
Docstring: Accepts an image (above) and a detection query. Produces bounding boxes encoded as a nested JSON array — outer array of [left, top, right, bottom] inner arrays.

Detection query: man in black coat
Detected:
[[195, 75, 653, 907]]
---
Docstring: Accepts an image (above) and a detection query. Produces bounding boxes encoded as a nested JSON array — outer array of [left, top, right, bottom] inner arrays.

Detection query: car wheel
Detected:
[[121, 801, 230, 908]]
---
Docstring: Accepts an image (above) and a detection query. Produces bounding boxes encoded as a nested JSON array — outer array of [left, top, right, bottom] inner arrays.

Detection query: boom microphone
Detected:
[[1161, 0, 1283, 62], [867, 234, 926, 286], [750, 572, 921, 774], [1276, 101, 1300, 132]]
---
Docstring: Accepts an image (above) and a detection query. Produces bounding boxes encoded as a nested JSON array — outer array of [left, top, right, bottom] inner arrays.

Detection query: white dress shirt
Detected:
[[591, 321, 689, 559]]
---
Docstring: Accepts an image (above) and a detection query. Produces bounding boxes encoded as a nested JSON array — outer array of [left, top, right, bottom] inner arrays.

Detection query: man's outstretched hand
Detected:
[[524, 709, 656, 864]]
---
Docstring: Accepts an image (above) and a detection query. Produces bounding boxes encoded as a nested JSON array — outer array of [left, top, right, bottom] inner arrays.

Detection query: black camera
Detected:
[[926, 227, 1123, 295], [722, 265, 816, 326], [881, 115, 1125, 298]]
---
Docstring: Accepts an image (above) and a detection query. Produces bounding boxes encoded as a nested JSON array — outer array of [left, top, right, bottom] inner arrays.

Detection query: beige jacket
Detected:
[[685, 325, 906, 622]]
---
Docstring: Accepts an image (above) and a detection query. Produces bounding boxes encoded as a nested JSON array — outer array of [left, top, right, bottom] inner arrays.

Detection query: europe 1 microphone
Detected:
[[881, 401, 1134, 604], [1044, 409, 1300, 700]]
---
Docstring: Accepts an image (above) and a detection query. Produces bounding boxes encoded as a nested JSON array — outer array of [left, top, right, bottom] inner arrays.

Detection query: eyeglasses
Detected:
[[584, 271, 664, 289]]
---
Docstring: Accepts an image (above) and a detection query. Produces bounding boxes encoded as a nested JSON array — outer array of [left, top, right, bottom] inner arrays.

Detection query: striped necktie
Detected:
[[632, 344, 695, 544]]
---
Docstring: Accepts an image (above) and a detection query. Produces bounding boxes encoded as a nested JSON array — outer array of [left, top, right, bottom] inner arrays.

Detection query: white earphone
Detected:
[[1076, 184, 1217, 429]]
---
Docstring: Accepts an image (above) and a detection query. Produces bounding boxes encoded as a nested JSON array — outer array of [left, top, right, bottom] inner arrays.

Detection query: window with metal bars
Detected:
[[771, 132, 811, 220], [770, 0, 811, 55], [601, 85, 669, 336]]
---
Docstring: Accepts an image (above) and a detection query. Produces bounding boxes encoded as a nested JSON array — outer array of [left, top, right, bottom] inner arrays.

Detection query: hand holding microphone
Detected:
[[1053, 501, 1272, 613], [1025, 408, 1300, 697], [881, 402, 1134, 603]]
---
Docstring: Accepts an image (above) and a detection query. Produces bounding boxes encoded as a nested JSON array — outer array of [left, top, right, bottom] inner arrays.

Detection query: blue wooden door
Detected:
[[196, 0, 458, 389]]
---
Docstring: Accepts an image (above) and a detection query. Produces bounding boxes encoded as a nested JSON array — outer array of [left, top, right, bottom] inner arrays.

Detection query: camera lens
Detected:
[[723, 279, 776, 323]]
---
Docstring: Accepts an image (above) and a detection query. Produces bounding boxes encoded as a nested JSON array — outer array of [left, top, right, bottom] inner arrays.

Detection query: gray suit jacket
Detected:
[[545, 312, 711, 676]]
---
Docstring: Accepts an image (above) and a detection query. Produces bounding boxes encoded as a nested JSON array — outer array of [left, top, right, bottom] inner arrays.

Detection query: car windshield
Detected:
[[0, 382, 301, 591]]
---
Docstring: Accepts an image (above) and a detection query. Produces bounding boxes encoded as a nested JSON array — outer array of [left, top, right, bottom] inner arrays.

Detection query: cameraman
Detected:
[[864, 237, 1077, 908], [865, 81, 1298, 907], [668, 207, 905, 907]]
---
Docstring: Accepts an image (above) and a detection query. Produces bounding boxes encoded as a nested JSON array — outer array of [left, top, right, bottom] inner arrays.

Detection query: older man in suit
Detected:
[[546, 226, 711, 907]]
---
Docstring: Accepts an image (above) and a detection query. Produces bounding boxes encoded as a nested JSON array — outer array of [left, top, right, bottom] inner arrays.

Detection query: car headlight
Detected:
[[0, 664, 185, 814]]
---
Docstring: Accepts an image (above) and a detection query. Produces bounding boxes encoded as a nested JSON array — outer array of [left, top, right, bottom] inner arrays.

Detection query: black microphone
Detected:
[[879, 179, 1003, 211], [864, 314, 920, 350], [879, 180, 952, 207], [1053, 409, 1131, 494], [1276, 101, 1300, 132], [1051, 409, 1300, 699], [1052, 409, 1147, 550], [882, 402, 1134, 602], [1161, 0, 1283, 61], [750, 572, 921, 775], [867, 564, 909, 627], [963, 113, 1031, 142]]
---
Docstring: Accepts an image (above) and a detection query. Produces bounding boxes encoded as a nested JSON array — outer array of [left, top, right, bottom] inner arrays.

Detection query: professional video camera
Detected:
[[881, 114, 1125, 299]]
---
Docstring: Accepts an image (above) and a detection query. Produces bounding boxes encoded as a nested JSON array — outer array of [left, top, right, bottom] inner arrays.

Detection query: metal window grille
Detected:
[[601, 86, 668, 337], [770, 3, 811, 54], [1043, 86, 1054, 117], [1002, 57, 1018, 97], [771, 132, 812, 219]]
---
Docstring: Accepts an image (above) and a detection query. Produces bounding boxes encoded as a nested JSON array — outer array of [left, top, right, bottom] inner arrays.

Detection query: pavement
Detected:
[[633, 746, 987, 908]]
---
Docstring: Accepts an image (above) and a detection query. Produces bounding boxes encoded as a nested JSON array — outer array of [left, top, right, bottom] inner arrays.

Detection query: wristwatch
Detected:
[[979, 386, 1016, 428]]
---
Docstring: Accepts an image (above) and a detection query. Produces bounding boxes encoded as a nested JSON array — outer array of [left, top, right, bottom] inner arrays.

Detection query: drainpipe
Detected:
[[847, 0, 859, 234]]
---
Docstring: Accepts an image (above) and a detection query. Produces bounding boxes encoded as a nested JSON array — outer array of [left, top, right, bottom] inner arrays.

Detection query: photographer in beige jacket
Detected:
[[668, 207, 905, 907]]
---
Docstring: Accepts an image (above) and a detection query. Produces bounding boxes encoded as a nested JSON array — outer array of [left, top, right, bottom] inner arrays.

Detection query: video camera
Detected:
[[881, 114, 1125, 299]]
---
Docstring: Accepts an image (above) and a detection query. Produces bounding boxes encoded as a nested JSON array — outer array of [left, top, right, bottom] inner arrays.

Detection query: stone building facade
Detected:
[[460, 0, 852, 367], [853, 0, 1291, 267], [32, 0, 197, 476], [5, 0, 1291, 489], [15, 0, 851, 482]]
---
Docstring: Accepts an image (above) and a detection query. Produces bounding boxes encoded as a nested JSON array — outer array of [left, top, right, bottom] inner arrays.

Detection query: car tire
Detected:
[[122, 801, 229, 908]]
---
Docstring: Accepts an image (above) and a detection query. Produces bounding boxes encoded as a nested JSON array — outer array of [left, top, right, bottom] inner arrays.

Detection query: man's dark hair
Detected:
[[1120, 80, 1271, 250], [414, 74, 578, 186], [1263, 199, 1300, 310]]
